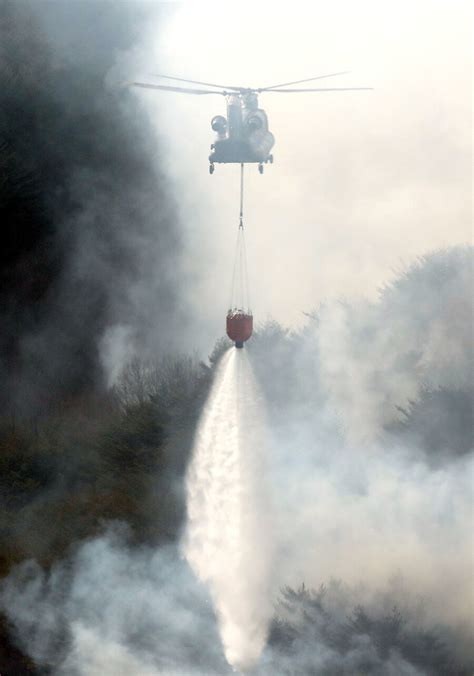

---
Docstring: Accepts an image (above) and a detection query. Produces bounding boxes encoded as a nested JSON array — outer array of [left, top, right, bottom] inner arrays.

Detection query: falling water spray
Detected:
[[184, 348, 273, 671]]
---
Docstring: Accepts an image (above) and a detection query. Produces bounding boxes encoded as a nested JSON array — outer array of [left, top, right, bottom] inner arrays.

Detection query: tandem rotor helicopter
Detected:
[[129, 72, 372, 174]]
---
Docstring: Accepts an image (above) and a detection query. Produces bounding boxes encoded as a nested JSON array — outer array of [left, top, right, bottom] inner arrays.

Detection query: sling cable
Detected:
[[226, 164, 253, 348]]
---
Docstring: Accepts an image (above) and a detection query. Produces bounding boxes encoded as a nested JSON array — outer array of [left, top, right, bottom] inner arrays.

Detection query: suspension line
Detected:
[[229, 163, 251, 312], [239, 162, 244, 229]]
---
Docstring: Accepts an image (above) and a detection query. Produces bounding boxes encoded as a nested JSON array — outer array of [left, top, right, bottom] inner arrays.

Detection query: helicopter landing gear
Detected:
[[209, 163, 215, 174], [258, 163, 264, 174], [268, 154, 274, 164]]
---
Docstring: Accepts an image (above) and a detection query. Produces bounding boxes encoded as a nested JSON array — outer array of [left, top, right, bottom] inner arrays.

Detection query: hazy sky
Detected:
[[119, 0, 472, 351]]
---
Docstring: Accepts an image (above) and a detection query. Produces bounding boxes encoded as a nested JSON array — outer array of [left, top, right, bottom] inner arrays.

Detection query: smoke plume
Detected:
[[0, 1, 188, 415]]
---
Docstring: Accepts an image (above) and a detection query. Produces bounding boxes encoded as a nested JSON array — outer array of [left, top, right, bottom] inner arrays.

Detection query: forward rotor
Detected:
[[129, 72, 373, 96]]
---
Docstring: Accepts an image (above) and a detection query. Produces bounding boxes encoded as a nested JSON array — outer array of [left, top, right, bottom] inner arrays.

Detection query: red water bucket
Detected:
[[226, 311, 253, 347]]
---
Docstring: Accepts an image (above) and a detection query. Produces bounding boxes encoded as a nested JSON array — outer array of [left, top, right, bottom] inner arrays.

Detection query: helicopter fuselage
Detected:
[[130, 72, 371, 173], [209, 94, 274, 169]]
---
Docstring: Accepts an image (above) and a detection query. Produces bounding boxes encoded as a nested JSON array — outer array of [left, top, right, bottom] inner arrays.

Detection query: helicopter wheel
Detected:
[[269, 154, 274, 164], [258, 163, 264, 174], [209, 163, 215, 174]]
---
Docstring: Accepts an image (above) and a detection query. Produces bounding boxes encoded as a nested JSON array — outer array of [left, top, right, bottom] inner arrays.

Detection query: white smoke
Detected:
[[184, 348, 273, 671], [255, 248, 474, 643], [0, 529, 229, 675], [317, 248, 473, 441]]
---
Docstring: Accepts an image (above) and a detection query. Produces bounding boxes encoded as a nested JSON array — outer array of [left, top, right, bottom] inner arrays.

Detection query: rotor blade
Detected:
[[151, 73, 244, 92], [129, 82, 226, 95], [263, 87, 373, 93], [259, 71, 351, 91]]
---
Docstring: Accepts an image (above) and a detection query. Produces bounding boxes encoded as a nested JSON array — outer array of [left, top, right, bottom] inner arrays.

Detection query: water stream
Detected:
[[184, 348, 272, 671]]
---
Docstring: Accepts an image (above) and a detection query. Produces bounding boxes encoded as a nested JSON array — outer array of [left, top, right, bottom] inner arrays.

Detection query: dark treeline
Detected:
[[0, 355, 212, 674], [0, 356, 213, 571], [266, 584, 471, 675]]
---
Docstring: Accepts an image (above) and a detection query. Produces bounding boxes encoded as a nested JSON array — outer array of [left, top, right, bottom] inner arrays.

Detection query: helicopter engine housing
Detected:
[[246, 114, 263, 132], [244, 108, 274, 158], [211, 115, 227, 139]]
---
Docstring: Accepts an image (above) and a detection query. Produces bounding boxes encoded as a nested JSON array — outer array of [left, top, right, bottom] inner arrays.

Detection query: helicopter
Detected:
[[129, 72, 372, 174]]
